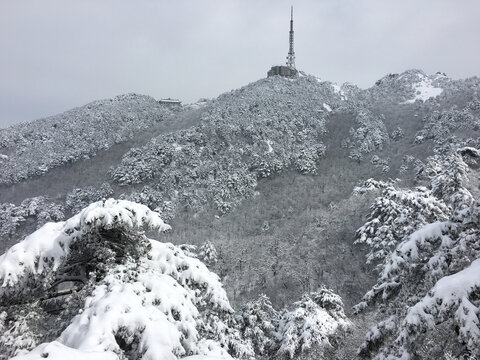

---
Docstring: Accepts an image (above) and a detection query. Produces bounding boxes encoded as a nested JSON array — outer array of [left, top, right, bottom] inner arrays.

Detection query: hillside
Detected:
[[0, 94, 177, 185], [1, 70, 480, 359]]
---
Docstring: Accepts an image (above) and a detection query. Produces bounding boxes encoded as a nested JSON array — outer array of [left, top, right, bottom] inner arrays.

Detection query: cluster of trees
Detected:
[[354, 148, 480, 359], [341, 110, 390, 163], [0, 94, 172, 184], [415, 100, 480, 146], [65, 183, 114, 214], [0, 196, 64, 247], [0, 199, 349, 360]]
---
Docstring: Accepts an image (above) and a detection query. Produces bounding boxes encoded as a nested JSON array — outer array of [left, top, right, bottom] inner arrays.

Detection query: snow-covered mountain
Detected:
[[1, 69, 480, 359]]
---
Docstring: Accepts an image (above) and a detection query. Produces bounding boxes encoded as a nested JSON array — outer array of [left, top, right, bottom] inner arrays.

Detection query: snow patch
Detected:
[[331, 83, 347, 100], [265, 139, 273, 153], [403, 74, 443, 104]]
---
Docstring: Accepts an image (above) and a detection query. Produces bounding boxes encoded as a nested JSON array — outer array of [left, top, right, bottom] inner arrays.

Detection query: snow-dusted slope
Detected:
[[0, 94, 174, 184]]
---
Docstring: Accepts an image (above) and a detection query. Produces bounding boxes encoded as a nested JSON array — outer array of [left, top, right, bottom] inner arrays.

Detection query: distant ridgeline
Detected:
[[268, 6, 298, 78]]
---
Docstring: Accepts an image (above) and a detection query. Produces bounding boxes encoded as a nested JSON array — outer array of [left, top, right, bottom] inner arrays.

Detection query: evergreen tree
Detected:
[[199, 240, 219, 266], [237, 294, 278, 357], [274, 287, 350, 359]]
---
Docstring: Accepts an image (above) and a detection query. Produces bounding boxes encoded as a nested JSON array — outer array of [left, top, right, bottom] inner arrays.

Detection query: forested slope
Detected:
[[1, 69, 480, 359]]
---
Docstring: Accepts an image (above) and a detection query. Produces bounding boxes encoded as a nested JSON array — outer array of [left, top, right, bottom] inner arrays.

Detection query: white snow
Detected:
[[0, 221, 70, 287], [381, 221, 451, 280], [403, 74, 443, 103], [331, 83, 347, 100], [58, 263, 192, 358], [275, 290, 350, 358], [397, 221, 450, 260], [323, 103, 332, 112], [11, 341, 118, 360], [402, 258, 480, 348], [265, 139, 273, 153]]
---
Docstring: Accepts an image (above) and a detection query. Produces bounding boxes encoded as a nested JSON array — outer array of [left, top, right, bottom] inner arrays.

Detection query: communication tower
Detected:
[[267, 6, 298, 78], [286, 6, 296, 69]]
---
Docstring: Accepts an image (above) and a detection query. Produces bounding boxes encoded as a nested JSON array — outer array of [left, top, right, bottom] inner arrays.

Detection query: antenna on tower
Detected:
[[286, 5, 296, 69]]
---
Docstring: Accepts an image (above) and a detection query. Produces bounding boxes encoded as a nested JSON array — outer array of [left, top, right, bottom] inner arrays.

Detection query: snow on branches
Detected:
[[274, 287, 350, 359], [355, 149, 480, 359], [237, 294, 278, 357], [0, 197, 65, 240], [355, 184, 448, 267]]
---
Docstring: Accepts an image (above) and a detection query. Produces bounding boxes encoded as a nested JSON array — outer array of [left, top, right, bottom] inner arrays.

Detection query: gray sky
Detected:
[[1, 0, 479, 128]]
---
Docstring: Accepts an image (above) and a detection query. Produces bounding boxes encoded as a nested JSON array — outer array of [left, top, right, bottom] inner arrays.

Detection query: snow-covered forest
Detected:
[[1, 69, 480, 359]]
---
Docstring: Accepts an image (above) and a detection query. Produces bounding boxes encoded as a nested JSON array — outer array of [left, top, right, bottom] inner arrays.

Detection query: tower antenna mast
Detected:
[[286, 6, 296, 69]]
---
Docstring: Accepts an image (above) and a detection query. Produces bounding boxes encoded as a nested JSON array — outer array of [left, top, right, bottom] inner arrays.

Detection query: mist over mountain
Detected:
[[1, 69, 480, 359]]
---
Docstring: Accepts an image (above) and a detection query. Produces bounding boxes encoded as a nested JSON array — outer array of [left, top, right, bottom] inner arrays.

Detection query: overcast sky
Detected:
[[1, 0, 479, 128]]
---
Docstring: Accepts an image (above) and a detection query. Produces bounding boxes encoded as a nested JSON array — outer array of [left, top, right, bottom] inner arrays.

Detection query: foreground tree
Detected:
[[0, 199, 251, 360], [355, 149, 480, 359], [274, 287, 350, 359], [237, 294, 278, 357]]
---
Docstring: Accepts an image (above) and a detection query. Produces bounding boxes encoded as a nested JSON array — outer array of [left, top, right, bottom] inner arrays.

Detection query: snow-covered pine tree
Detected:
[[237, 294, 278, 357], [0, 199, 252, 360], [198, 241, 218, 266], [274, 287, 350, 359], [355, 183, 448, 268], [355, 148, 480, 359]]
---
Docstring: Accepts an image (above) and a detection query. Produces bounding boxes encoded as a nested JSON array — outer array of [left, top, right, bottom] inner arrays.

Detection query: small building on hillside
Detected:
[[159, 98, 182, 110]]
